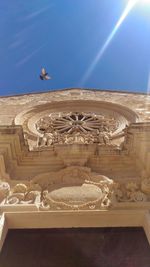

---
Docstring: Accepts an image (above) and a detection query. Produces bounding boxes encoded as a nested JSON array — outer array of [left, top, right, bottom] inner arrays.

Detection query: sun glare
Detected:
[[81, 0, 137, 85], [140, 0, 150, 3], [81, 0, 149, 85], [128, 0, 150, 5]]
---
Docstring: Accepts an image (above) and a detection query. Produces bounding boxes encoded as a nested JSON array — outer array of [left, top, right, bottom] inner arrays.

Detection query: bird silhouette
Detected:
[[40, 68, 52, 80]]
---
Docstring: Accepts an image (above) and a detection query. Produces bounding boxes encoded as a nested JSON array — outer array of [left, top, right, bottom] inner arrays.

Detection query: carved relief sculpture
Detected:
[[1, 166, 150, 211], [0, 167, 115, 211], [35, 112, 118, 147], [1, 89, 150, 250], [114, 181, 149, 203]]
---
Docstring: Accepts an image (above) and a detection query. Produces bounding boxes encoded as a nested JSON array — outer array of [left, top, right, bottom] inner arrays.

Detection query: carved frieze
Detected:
[[1, 166, 150, 211], [0, 167, 114, 210], [114, 180, 150, 203], [0, 183, 41, 205], [35, 112, 119, 147], [36, 112, 118, 134], [13, 96, 139, 150], [39, 179, 113, 211]]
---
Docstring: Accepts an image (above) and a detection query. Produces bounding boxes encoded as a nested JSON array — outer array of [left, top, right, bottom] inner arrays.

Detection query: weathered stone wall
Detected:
[[0, 89, 150, 250], [0, 88, 149, 125]]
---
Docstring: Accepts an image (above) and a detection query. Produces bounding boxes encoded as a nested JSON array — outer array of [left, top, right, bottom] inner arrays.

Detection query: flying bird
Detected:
[[40, 68, 52, 80]]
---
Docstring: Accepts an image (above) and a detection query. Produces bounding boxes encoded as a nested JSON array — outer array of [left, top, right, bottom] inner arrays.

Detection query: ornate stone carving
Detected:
[[0, 167, 115, 210], [40, 183, 103, 210], [1, 169, 150, 210], [35, 112, 118, 147], [36, 112, 117, 134], [0, 182, 10, 203], [31, 166, 92, 190], [114, 181, 148, 202], [141, 178, 150, 194], [39, 177, 114, 211], [0, 181, 41, 205]]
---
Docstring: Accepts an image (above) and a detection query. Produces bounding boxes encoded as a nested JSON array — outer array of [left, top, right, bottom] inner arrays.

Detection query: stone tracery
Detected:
[[35, 112, 119, 146], [36, 112, 117, 134], [0, 90, 150, 249]]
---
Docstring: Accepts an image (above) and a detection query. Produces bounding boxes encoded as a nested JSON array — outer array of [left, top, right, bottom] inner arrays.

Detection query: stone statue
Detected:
[[37, 132, 54, 147]]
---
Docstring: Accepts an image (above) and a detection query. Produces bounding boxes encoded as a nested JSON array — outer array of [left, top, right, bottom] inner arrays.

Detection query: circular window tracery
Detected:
[[14, 99, 139, 149], [36, 112, 118, 135]]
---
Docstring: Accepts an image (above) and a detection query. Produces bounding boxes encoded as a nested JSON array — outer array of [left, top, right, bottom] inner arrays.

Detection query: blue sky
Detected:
[[0, 0, 150, 96]]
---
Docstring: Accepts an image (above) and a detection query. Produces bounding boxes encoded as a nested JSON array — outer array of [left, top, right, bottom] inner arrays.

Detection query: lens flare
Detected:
[[81, 0, 138, 85]]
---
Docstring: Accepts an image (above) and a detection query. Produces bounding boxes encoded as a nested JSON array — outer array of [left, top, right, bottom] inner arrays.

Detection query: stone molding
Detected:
[[0, 88, 149, 125], [14, 99, 139, 150], [0, 89, 150, 250], [0, 123, 149, 180], [0, 167, 114, 211], [1, 166, 150, 212]]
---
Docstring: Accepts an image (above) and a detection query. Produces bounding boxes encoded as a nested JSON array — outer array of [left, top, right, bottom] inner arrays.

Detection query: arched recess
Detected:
[[14, 100, 139, 149]]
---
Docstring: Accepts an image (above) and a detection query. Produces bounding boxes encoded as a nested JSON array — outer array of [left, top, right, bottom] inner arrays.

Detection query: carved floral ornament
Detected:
[[0, 167, 150, 211], [0, 167, 113, 210], [35, 112, 121, 147]]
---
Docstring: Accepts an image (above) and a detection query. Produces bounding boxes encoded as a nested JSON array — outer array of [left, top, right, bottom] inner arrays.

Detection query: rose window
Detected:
[[36, 112, 117, 134]]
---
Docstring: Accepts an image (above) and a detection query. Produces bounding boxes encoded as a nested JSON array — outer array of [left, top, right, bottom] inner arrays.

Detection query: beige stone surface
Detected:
[[0, 88, 149, 125], [0, 88, 150, 249]]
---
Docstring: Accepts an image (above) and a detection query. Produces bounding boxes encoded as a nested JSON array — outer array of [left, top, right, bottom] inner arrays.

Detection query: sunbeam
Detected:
[[80, 0, 138, 85], [147, 71, 150, 94]]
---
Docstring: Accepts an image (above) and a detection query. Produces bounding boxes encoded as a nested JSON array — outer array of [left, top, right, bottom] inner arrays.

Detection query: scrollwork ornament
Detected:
[[127, 191, 147, 202], [38, 176, 114, 211], [1, 182, 42, 205]]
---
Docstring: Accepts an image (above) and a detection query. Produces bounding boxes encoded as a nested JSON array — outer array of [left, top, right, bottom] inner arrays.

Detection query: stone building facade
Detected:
[[0, 88, 150, 251]]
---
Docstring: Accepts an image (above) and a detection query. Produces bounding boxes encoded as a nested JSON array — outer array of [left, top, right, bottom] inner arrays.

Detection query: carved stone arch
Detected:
[[14, 100, 139, 149], [0, 89, 150, 252]]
